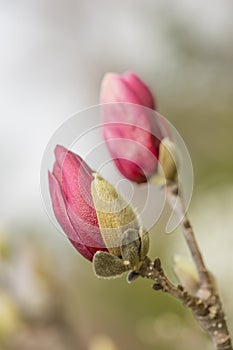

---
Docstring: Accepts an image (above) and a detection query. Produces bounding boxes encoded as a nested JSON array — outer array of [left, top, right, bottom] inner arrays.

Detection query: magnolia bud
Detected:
[[49, 145, 149, 278], [155, 137, 178, 184], [100, 71, 177, 184]]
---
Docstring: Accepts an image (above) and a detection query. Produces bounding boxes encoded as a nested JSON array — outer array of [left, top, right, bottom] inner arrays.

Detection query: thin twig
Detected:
[[163, 181, 232, 349], [166, 182, 212, 295], [137, 257, 232, 350]]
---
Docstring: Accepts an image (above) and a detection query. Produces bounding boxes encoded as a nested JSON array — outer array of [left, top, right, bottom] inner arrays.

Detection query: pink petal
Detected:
[[100, 73, 142, 105], [102, 104, 160, 181], [67, 204, 107, 254], [122, 72, 155, 109], [48, 171, 94, 261], [50, 146, 108, 257], [54, 146, 99, 228]]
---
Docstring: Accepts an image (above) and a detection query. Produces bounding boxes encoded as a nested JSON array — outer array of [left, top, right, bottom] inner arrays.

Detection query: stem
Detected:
[[166, 182, 212, 294], [163, 181, 232, 349], [137, 257, 232, 350]]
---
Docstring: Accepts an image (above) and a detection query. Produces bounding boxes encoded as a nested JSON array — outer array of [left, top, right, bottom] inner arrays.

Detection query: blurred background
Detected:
[[0, 0, 233, 349]]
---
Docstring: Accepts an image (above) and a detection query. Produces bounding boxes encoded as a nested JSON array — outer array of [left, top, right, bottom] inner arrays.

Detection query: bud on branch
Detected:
[[100, 72, 177, 183], [49, 145, 149, 278]]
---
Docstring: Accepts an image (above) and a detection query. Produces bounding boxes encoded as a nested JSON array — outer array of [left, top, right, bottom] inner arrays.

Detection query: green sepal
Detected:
[[121, 228, 140, 269], [93, 251, 128, 279]]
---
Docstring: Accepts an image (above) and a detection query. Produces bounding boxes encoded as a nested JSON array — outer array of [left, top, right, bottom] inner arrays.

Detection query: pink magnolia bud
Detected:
[[48, 145, 107, 261], [48, 145, 147, 262], [100, 72, 171, 183], [48, 145, 150, 277]]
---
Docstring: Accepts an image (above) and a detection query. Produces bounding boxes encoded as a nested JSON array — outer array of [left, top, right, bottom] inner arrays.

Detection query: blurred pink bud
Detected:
[[100, 71, 155, 109], [100, 72, 170, 183], [48, 145, 107, 261]]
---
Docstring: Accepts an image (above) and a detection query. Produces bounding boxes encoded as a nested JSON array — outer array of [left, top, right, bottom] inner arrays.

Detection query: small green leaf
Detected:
[[93, 251, 128, 279]]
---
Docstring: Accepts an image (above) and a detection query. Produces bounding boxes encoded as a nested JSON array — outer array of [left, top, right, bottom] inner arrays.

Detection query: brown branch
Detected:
[[137, 257, 232, 350], [161, 181, 232, 349], [166, 182, 212, 295]]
